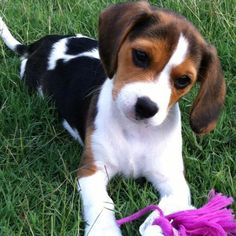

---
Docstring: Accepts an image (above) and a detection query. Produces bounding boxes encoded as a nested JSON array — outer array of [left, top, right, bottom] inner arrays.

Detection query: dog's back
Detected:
[[0, 17, 106, 144]]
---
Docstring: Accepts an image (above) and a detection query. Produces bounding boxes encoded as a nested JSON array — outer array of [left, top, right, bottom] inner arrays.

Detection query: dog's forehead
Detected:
[[112, 7, 208, 98], [128, 8, 204, 56]]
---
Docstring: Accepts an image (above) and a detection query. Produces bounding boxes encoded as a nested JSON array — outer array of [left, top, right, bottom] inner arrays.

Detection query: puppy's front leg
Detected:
[[154, 173, 192, 214], [140, 170, 193, 236], [78, 167, 122, 236]]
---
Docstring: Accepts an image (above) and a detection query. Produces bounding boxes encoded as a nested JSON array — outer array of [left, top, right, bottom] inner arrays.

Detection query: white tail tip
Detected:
[[0, 17, 5, 35], [0, 16, 22, 52]]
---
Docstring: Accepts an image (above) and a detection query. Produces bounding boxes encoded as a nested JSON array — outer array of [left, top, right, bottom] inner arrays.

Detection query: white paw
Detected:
[[85, 223, 122, 236], [158, 195, 195, 215], [139, 197, 195, 236], [139, 210, 162, 236], [141, 225, 164, 236], [140, 224, 179, 236], [84, 207, 122, 236], [139, 208, 181, 236]]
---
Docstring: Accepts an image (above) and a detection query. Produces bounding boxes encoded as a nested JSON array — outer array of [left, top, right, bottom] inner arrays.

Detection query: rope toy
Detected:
[[117, 191, 236, 235]]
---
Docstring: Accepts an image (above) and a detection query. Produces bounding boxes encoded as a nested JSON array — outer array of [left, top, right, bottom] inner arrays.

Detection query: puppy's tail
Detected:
[[0, 17, 28, 56]]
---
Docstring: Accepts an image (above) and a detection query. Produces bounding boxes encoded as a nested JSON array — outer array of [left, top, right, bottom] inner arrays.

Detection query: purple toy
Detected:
[[117, 191, 236, 235]]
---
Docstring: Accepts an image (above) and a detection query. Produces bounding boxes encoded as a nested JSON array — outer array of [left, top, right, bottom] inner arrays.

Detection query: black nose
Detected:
[[135, 96, 158, 119]]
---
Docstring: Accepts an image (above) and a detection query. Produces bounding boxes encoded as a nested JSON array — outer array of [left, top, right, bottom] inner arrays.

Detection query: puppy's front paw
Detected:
[[84, 212, 122, 236], [158, 195, 195, 215], [140, 225, 164, 236], [85, 223, 122, 236], [139, 209, 180, 236], [139, 210, 162, 236]]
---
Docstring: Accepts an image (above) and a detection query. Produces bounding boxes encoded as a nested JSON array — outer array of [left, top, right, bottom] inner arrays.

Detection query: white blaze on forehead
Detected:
[[162, 33, 189, 74], [156, 34, 189, 84], [148, 33, 188, 125], [154, 33, 189, 106]]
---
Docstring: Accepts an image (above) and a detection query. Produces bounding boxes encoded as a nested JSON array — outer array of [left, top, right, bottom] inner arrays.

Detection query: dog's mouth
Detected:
[[122, 109, 166, 128], [122, 110, 139, 123]]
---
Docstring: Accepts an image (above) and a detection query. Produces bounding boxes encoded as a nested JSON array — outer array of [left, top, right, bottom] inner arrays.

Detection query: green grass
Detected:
[[0, 0, 235, 235]]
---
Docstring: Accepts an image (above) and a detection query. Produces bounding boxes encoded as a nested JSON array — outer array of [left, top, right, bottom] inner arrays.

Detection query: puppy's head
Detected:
[[99, 1, 226, 134]]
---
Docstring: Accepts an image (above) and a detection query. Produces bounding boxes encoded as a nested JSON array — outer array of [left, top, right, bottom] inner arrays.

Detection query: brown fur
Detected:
[[77, 95, 99, 177], [190, 45, 226, 134], [77, 127, 97, 177], [168, 58, 198, 108], [112, 38, 172, 98]]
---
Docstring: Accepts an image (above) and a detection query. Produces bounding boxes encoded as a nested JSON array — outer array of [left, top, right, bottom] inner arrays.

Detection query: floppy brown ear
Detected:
[[98, 1, 153, 78], [190, 45, 226, 135]]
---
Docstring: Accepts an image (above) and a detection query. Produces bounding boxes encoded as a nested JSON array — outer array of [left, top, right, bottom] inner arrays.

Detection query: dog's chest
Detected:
[[92, 110, 180, 178], [115, 127, 160, 177]]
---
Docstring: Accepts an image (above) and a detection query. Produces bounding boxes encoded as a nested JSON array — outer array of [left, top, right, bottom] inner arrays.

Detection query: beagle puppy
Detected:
[[0, 1, 225, 236]]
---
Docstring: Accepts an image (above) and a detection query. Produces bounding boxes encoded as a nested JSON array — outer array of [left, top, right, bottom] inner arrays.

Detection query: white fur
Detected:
[[141, 223, 178, 236], [47, 36, 99, 70], [62, 120, 83, 145], [47, 38, 71, 70], [164, 33, 189, 68], [0, 17, 22, 51], [76, 49, 100, 60], [37, 85, 44, 98], [20, 58, 27, 79], [76, 33, 90, 39]]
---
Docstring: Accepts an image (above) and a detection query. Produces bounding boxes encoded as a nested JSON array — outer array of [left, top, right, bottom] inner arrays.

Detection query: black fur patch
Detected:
[[66, 37, 98, 55], [43, 56, 106, 141], [15, 44, 28, 56]]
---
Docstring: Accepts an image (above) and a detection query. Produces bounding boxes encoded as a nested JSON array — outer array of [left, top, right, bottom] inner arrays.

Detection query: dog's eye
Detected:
[[132, 49, 149, 68], [174, 75, 191, 89]]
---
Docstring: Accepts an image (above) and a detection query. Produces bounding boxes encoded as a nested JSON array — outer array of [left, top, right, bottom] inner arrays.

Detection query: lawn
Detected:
[[0, 0, 235, 235]]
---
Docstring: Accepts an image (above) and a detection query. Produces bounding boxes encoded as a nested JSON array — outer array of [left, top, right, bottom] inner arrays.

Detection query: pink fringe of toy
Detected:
[[117, 191, 236, 236]]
